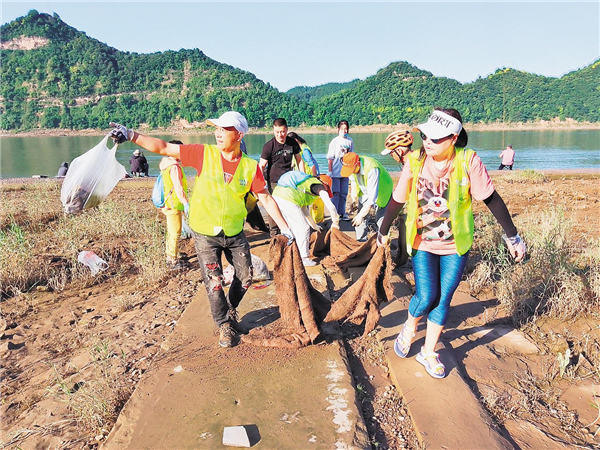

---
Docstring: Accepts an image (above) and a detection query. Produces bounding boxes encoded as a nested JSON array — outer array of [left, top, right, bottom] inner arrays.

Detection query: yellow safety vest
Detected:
[[352, 156, 394, 208], [190, 145, 257, 236], [161, 164, 187, 211], [272, 177, 322, 207], [405, 147, 475, 255]]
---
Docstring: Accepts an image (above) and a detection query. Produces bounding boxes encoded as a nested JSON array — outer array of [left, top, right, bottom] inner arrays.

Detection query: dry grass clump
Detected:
[[499, 169, 547, 184], [111, 294, 137, 314], [51, 338, 132, 435], [484, 368, 589, 446], [1, 220, 35, 296], [468, 207, 599, 325], [130, 219, 167, 285], [0, 182, 62, 231], [1, 181, 169, 294]]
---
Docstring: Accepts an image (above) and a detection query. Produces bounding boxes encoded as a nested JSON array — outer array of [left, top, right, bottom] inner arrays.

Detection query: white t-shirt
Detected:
[[327, 135, 354, 177]]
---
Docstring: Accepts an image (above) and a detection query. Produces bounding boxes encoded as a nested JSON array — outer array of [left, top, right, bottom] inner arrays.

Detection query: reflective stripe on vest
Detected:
[[190, 145, 256, 236], [352, 156, 393, 208], [272, 177, 322, 207], [405, 147, 475, 255], [162, 164, 187, 211]]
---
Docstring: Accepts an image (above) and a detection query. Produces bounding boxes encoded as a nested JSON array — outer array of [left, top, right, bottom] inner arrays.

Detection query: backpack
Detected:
[[151, 172, 173, 208]]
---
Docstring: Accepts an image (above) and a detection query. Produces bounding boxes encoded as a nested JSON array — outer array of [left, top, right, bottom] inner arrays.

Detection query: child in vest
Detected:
[[159, 145, 189, 270], [272, 172, 339, 266], [378, 108, 526, 379]]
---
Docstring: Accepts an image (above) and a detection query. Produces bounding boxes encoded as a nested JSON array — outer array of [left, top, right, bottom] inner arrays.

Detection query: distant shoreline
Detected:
[[2, 168, 599, 184], [1, 119, 599, 138]]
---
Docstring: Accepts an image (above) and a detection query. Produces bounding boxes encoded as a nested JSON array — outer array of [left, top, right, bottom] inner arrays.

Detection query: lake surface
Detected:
[[1, 130, 599, 179]]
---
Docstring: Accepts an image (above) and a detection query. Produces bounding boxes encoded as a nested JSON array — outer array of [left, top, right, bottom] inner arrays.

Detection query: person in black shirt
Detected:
[[259, 118, 302, 236]]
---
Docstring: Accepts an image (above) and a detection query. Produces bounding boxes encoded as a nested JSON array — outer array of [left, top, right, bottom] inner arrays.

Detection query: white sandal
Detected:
[[416, 347, 445, 379], [393, 323, 416, 358]]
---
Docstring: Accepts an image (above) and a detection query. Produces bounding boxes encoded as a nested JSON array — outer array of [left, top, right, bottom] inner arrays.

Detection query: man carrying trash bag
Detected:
[[340, 152, 393, 242], [110, 112, 293, 348]]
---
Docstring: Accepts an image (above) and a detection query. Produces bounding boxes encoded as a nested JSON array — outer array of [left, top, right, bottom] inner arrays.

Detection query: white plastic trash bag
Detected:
[[223, 254, 270, 285], [251, 254, 269, 281], [61, 134, 127, 214], [78, 251, 109, 276]]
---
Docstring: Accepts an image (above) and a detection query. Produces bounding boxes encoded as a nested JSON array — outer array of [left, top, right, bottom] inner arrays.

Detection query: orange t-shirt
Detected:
[[392, 152, 494, 255], [180, 144, 267, 194]]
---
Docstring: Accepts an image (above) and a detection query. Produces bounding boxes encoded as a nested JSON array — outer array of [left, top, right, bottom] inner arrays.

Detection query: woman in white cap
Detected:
[[377, 108, 526, 379]]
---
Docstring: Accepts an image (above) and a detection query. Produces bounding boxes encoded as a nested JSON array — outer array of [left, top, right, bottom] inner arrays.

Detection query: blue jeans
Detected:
[[409, 250, 469, 326], [331, 177, 349, 216]]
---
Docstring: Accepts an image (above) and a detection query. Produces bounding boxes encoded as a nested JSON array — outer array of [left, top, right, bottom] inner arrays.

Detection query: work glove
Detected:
[[376, 231, 390, 248], [310, 223, 323, 232], [183, 202, 190, 217], [502, 233, 526, 262], [281, 228, 295, 246], [109, 122, 134, 144], [331, 214, 340, 229], [351, 211, 367, 227]]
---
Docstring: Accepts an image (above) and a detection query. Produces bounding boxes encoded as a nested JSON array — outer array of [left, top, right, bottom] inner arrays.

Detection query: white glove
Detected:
[[331, 214, 340, 229], [352, 211, 367, 227], [503, 233, 526, 262], [109, 122, 134, 143], [376, 231, 390, 248], [311, 223, 323, 232], [281, 228, 295, 246]]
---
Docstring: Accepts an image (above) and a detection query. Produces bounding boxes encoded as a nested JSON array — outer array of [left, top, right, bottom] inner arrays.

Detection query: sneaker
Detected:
[[167, 259, 183, 271], [302, 257, 317, 267], [341, 214, 351, 221], [228, 308, 244, 332], [218, 322, 237, 348]]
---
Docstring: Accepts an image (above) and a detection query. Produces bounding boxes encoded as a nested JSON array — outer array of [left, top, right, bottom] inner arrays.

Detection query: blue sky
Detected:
[[2, 1, 599, 92]]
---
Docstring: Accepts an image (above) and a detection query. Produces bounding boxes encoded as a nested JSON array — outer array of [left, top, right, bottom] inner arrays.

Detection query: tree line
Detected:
[[1, 10, 598, 132]]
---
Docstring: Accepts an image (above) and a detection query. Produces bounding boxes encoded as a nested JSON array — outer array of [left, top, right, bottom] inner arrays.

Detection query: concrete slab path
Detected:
[[103, 259, 369, 450], [343, 266, 514, 450]]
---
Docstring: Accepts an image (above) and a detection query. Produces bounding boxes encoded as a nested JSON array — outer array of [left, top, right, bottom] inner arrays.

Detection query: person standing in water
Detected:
[[498, 144, 515, 170]]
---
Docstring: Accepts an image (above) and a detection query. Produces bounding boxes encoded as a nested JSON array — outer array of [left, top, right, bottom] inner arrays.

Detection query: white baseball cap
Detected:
[[206, 111, 249, 134], [414, 110, 462, 140]]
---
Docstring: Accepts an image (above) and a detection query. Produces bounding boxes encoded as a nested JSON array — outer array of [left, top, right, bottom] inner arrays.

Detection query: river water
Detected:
[[1, 130, 599, 179]]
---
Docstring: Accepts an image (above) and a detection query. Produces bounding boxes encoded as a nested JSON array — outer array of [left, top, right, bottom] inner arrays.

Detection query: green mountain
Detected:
[[1, 10, 598, 132], [0, 10, 310, 131], [305, 61, 600, 126], [286, 79, 361, 103]]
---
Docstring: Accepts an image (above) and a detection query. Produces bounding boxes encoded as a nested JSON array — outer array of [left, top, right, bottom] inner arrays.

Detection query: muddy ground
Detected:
[[1, 171, 599, 449]]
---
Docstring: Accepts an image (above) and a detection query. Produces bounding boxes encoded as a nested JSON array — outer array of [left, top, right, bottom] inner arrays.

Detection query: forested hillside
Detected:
[[286, 79, 361, 103], [0, 10, 310, 131], [1, 10, 598, 132]]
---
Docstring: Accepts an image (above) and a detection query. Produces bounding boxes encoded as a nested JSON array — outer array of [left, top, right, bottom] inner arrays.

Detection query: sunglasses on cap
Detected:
[[420, 132, 454, 144]]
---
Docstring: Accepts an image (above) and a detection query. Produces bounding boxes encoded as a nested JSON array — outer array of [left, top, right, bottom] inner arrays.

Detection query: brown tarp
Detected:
[[324, 246, 394, 336], [242, 235, 332, 349], [319, 228, 378, 272]]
